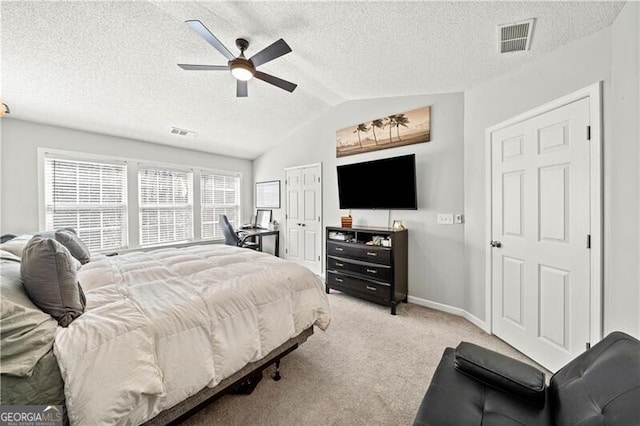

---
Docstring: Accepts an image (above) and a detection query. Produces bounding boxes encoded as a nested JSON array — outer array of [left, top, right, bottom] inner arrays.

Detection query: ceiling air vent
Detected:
[[170, 127, 198, 137], [498, 18, 535, 53]]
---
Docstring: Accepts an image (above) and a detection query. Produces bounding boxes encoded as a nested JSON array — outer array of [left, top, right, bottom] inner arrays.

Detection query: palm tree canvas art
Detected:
[[335, 106, 431, 157]]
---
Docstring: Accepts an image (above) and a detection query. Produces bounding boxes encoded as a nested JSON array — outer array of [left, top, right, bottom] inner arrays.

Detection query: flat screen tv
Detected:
[[337, 154, 417, 210]]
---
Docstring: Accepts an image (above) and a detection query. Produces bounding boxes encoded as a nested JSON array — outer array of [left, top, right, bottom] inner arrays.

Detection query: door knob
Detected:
[[490, 240, 502, 248]]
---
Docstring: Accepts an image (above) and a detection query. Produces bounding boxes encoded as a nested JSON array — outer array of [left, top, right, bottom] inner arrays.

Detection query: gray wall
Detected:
[[0, 119, 254, 236], [254, 93, 465, 307], [609, 1, 639, 337], [464, 2, 640, 336]]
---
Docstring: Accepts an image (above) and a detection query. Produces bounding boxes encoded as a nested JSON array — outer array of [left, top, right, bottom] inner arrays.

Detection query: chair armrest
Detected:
[[454, 342, 546, 406]]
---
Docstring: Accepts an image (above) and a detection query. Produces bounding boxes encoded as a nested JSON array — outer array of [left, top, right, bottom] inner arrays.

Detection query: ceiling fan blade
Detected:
[[178, 64, 229, 71], [254, 71, 297, 93], [237, 80, 248, 97], [249, 39, 292, 67], [185, 20, 235, 61]]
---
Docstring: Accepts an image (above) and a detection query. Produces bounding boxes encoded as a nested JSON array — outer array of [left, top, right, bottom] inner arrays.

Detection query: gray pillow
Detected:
[[20, 236, 86, 327], [55, 229, 91, 265]]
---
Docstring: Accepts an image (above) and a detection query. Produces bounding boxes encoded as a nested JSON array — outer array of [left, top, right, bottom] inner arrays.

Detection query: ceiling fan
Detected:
[[178, 20, 297, 98]]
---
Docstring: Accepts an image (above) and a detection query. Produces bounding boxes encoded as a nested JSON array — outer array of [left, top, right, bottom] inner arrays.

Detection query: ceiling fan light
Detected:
[[230, 63, 254, 81]]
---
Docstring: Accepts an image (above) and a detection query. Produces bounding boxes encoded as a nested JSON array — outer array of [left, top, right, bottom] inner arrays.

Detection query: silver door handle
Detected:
[[366, 252, 377, 256], [366, 286, 376, 291], [366, 269, 377, 274], [335, 277, 343, 283], [335, 262, 344, 267], [335, 247, 344, 252], [490, 240, 502, 248]]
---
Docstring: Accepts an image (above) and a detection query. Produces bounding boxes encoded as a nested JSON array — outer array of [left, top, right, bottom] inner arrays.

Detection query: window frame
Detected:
[[41, 152, 129, 253], [200, 171, 242, 241], [138, 165, 195, 247], [38, 148, 244, 252]]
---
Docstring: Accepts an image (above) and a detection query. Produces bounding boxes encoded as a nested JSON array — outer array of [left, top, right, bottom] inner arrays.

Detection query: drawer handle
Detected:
[[366, 252, 377, 256], [335, 277, 344, 283], [335, 247, 344, 252], [366, 269, 377, 274], [366, 286, 376, 291], [335, 262, 344, 267]]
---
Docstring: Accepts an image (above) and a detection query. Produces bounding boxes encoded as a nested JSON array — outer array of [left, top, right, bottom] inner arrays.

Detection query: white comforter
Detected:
[[53, 244, 331, 426]]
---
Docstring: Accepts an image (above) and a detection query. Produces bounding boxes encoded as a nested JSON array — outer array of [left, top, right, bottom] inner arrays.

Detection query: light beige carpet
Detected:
[[179, 292, 548, 426]]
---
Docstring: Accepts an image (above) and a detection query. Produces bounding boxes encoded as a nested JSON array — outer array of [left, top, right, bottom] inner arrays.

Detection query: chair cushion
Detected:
[[454, 341, 546, 406]]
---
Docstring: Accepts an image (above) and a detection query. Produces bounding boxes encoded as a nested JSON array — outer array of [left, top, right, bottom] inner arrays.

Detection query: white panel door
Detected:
[[491, 97, 591, 372], [286, 168, 302, 263], [285, 164, 322, 274]]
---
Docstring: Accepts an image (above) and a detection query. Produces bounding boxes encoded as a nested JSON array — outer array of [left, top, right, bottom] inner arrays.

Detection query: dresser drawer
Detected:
[[327, 256, 392, 283], [326, 241, 391, 264], [326, 272, 390, 302]]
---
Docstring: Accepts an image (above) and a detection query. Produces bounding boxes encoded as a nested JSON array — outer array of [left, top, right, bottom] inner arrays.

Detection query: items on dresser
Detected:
[[325, 226, 408, 315]]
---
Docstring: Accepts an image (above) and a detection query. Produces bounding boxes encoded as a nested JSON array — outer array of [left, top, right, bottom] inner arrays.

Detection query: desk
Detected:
[[238, 228, 280, 257]]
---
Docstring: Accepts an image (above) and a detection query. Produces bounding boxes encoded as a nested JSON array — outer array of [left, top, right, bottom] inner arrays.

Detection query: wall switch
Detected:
[[437, 213, 454, 225], [455, 214, 464, 224]]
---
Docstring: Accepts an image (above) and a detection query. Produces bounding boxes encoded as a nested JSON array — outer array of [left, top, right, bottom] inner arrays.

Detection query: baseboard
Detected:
[[407, 295, 490, 333]]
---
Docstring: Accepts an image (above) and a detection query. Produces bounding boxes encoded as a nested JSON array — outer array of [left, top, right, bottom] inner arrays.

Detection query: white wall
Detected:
[[254, 93, 465, 307], [464, 2, 640, 337], [1, 119, 254, 236]]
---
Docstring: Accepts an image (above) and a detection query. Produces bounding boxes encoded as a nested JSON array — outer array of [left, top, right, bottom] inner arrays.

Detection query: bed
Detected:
[[0, 237, 331, 425]]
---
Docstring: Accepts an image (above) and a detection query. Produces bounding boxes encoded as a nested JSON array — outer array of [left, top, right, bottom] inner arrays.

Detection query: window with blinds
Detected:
[[139, 167, 194, 245], [44, 156, 128, 252], [201, 172, 240, 240]]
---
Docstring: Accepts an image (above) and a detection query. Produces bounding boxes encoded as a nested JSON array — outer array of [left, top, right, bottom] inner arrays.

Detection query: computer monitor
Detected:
[[255, 209, 272, 229]]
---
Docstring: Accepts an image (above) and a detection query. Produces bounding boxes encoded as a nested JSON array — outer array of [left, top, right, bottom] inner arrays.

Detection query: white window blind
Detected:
[[201, 172, 240, 240], [139, 166, 193, 245], [44, 156, 128, 252]]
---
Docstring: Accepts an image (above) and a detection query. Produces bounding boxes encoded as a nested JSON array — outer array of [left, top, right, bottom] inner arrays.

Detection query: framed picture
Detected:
[[336, 105, 431, 157], [256, 180, 281, 209]]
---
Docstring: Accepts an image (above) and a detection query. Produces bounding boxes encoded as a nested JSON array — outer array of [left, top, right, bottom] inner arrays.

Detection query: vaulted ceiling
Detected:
[[2, 1, 625, 159]]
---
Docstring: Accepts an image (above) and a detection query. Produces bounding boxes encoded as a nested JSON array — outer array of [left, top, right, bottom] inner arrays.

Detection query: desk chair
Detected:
[[219, 215, 259, 250]]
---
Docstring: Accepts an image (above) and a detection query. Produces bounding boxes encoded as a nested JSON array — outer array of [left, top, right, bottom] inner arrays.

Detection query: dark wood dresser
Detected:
[[325, 226, 408, 315]]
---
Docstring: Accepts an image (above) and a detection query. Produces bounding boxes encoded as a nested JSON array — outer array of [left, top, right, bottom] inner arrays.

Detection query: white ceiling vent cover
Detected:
[[170, 127, 198, 137], [498, 18, 535, 53]]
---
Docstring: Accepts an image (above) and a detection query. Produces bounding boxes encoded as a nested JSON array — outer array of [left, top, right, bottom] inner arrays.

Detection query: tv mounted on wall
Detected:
[[337, 154, 418, 210]]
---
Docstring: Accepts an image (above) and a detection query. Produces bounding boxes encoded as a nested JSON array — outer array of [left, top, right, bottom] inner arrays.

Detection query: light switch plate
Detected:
[[437, 213, 454, 225]]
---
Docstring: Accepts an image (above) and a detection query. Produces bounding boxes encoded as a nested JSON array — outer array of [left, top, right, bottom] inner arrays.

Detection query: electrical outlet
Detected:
[[437, 214, 454, 225], [455, 214, 464, 224]]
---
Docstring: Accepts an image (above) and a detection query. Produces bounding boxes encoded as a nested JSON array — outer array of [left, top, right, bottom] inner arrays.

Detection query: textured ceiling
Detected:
[[1, 1, 625, 159]]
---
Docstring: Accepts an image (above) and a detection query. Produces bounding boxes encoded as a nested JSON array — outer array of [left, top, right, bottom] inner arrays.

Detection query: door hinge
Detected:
[[586, 342, 591, 350], [285, 248, 288, 254], [587, 234, 591, 249], [318, 216, 320, 222], [318, 256, 320, 261], [318, 177, 320, 183], [285, 214, 288, 219], [587, 125, 591, 141]]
